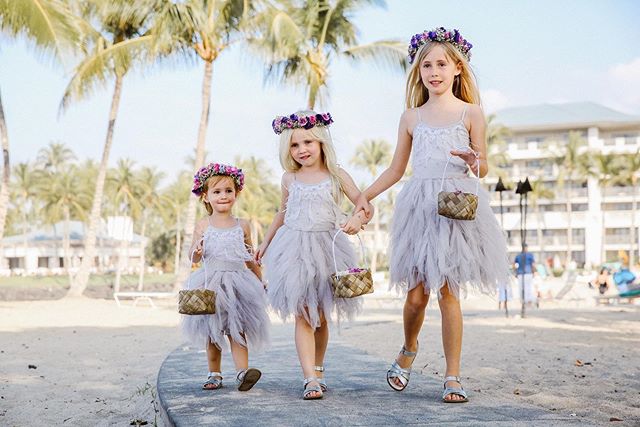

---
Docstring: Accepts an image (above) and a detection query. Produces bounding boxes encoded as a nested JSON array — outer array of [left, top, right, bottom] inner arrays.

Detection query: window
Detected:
[[38, 257, 49, 268], [8, 257, 24, 269]]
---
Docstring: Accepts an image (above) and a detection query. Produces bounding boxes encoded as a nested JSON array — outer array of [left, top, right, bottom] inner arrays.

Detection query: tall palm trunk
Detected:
[[174, 61, 213, 292], [565, 179, 573, 266], [631, 179, 638, 267], [0, 88, 10, 243], [535, 203, 544, 264], [174, 211, 181, 274], [63, 205, 72, 281], [114, 238, 129, 294], [137, 210, 148, 291], [67, 76, 124, 297]]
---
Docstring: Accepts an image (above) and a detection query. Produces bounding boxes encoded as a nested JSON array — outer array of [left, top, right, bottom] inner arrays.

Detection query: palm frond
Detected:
[[342, 39, 408, 72]]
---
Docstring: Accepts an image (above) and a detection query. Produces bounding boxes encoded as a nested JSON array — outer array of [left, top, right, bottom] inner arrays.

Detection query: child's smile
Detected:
[[290, 129, 322, 167]]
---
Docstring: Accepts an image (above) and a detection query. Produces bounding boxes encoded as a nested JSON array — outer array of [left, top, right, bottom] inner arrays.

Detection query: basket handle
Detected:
[[185, 238, 206, 290], [331, 229, 368, 277], [439, 150, 481, 195]]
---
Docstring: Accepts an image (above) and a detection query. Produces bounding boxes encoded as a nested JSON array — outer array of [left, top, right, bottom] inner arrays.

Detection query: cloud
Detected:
[[481, 89, 509, 113], [604, 57, 640, 114]]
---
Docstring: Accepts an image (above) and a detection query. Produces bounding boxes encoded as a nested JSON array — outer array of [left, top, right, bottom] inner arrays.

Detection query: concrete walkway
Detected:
[[157, 324, 586, 427]]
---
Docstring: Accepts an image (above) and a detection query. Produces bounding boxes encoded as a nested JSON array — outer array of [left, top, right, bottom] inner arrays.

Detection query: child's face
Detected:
[[203, 176, 237, 214], [419, 44, 461, 96], [290, 129, 322, 168]]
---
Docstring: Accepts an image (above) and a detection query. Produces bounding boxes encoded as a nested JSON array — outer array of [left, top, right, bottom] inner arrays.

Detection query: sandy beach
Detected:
[[1, 291, 639, 426]]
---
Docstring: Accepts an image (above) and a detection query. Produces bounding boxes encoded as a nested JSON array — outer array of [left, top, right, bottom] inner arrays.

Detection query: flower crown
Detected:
[[192, 162, 244, 196], [272, 112, 334, 135], [408, 27, 473, 64]]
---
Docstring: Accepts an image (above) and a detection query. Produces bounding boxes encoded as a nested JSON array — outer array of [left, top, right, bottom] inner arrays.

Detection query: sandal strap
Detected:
[[400, 344, 418, 357], [303, 376, 319, 387], [443, 386, 468, 399], [314, 365, 324, 372], [444, 375, 461, 383], [207, 371, 222, 378]]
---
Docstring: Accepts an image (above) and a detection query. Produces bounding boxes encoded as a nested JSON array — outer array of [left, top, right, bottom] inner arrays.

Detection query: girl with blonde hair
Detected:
[[353, 27, 510, 402], [256, 110, 371, 400]]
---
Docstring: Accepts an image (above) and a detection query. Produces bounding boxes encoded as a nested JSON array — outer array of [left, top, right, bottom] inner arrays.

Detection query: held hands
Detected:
[[254, 241, 268, 265], [354, 193, 370, 218], [341, 214, 363, 235], [450, 149, 480, 176]]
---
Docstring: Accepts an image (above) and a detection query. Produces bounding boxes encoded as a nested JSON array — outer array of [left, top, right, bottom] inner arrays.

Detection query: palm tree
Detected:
[[528, 179, 554, 265], [39, 165, 91, 279], [551, 131, 589, 266], [586, 152, 618, 263], [486, 114, 511, 179], [10, 162, 41, 263], [62, 0, 158, 297], [252, 0, 407, 108], [36, 141, 77, 173], [106, 158, 142, 293], [152, 0, 255, 291], [350, 139, 391, 274], [617, 149, 640, 267], [0, 0, 80, 244], [233, 156, 280, 245], [135, 166, 166, 290], [162, 172, 191, 274]]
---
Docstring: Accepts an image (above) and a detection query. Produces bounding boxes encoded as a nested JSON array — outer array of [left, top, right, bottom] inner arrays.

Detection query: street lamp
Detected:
[[515, 177, 533, 318], [494, 177, 510, 317]]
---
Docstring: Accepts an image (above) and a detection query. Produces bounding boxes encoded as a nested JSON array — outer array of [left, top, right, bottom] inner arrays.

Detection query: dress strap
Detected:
[[460, 105, 468, 122], [416, 108, 423, 123]]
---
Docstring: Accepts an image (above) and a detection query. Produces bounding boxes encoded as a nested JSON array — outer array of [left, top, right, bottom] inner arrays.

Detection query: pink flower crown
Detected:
[[408, 27, 473, 64], [192, 162, 244, 196], [272, 112, 334, 135]]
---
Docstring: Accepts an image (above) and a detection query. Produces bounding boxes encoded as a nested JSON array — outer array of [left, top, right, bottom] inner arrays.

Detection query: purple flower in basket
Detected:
[[348, 267, 366, 274]]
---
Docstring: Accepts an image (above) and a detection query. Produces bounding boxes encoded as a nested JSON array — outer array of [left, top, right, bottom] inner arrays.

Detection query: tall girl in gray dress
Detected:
[[182, 163, 269, 392], [353, 28, 510, 403], [256, 110, 370, 400]]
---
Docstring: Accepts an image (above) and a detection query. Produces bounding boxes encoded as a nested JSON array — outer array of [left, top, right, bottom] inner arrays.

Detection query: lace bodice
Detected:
[[284, 179, 343, 231], [202, 223, 253, 263], [411, 108, 473, 180]]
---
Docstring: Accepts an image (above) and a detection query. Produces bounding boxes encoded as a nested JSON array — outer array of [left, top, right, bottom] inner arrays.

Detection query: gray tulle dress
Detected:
[[181, 220, 270, 352], [389, 106, 510, 298], [264, 177, 362, 328]]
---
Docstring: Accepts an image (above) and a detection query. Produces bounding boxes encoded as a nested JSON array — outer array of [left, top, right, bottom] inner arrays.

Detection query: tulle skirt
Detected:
[[390, 177, 510, 298], [181, 268, 270, 352], [264, 225, 362, 328]]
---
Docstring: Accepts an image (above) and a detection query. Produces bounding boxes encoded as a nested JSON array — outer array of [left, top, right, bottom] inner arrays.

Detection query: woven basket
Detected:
[[178, 289, 216, 315], [329, 230, 374, 299], [331, 268, 373, 298], [437, 191, 478, 220]]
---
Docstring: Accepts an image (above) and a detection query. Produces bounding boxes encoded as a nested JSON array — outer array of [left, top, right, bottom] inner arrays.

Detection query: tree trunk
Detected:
[[630, 179, 637, 267], [63, 206, 72, 281], [536, 203, 544, 266], [565, 179, 573, 267], [114, 237, 129, 294], [67, 76, 124, 297], [0, 88, 10, 243], [173, 61, 213, 292], [174, 211, 181, 274], [137, 210, 148, 291]]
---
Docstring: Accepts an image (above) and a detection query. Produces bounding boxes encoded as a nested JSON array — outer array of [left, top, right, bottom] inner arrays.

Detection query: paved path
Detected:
[[157, 324, 585, 426]]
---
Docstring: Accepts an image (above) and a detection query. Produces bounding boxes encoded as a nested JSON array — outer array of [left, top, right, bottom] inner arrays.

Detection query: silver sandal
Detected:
[[303, 377, 323, 400], [314, 366, 327, 392], [236, 368, 261, 392], [442, 375, 469, 403], [202, 372, 223, 390], [386, 343, 418, 391]]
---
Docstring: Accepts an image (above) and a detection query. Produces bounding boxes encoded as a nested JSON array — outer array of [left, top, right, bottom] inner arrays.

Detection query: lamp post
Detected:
[[515, 177, 533, 318], [495, 177, 509, 317]]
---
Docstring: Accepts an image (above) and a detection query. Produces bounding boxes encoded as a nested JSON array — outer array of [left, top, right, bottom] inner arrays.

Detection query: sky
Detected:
[[1, 0, 639, 186]]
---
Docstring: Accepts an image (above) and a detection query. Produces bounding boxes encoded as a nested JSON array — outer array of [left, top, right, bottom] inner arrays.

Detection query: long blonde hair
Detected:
[[405, 41, 481, 108], [278, 110, 344, 203]]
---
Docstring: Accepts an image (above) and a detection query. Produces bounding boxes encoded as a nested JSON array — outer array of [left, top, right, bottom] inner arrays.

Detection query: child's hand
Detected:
[[254, 242, 268, 264], [341, 215, 363, 235], [192, 238, 204, 260], [450, 149, 480, 176], [353, 193, 370, 218]]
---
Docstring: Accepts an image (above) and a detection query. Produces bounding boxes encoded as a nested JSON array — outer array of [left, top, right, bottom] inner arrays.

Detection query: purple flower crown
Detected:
[[408, 27, 473, 64], [272, 112, 334, 135], [192, 162, 244, 196]]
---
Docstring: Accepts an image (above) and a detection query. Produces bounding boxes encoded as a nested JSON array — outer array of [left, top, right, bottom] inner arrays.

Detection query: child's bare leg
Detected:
[[295, 314, 321, 398], [390, 285, 429, 388], [204, 340, 222, 389], [314, 312, 329, 382], [438, 283, 464, 402], [228, 334, 249, 372]]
